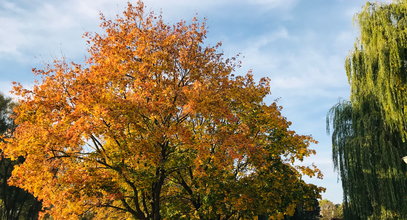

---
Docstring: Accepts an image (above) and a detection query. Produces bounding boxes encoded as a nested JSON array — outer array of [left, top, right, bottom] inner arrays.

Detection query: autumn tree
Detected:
[[327, 0, 407, 219], [0, 94, 42, 219], [2, 2, 322, 219]]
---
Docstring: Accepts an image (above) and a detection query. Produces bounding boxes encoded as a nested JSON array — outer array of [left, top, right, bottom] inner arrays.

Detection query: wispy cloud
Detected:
[[0, 0, 124, 61], [0, 0, 298, 63], [248, 0, 298, 10], [145, 0, 298, 11], [0, 17, 26, 56], [1, 0, 298, 78], [228, 28, 350, 101]]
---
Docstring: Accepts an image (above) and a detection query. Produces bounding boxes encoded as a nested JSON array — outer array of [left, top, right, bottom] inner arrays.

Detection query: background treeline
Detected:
[[0, 94, 42, 219]]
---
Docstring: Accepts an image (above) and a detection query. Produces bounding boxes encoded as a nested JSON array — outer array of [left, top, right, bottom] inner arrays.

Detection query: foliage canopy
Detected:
[[319, 199, 343, 220], [2, 2, 322, 219], [346, 0, 407, 139], [328, 0, 407, 219]]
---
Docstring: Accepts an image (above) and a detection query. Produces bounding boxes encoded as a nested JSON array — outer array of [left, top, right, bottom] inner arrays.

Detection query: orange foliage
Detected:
[[1, 1, 322, 219]]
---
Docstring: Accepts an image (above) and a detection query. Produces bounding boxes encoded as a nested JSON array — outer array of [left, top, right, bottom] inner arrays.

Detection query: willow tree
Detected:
[[328, 99, 406, 219], [1, 2, 322, 219], [346, 0, 407, 139], [328, 1, 407, 219]]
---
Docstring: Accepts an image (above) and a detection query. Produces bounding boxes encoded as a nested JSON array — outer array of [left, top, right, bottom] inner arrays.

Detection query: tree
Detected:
[[284, 189, 321, 220], [327, 1, 407, 219], [0, 94, 42, 219], [2, 2, 323, 219], [328, 99, 406, 219], [345, 0, 407, 139], [0, 94, 14, 136], [319, 199, 342, 220], [0, 156, 42, 220]]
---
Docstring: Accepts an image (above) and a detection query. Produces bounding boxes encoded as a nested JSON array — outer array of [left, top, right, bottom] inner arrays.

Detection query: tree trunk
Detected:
[[151, 168, 165, 220]]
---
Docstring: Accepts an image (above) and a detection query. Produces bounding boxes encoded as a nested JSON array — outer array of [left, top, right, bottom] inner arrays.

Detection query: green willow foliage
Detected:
[[328, 0, 407, 219], [346, 0, 407, 139], [328, 99, 406, 219]]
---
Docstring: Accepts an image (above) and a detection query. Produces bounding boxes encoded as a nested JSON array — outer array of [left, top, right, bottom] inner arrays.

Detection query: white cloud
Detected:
[[229, 29, 349, 102], [0, 17, 26, 56], [0, 0, 299, 62], [0, 0, 126, 62], [1, 1, 24, 13], [250, 28, 290, 48], [145, 0, 298, 11], [249, 0, 298, 10]]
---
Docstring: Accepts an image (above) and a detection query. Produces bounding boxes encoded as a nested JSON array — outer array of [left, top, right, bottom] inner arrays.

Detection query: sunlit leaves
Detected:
[[2, 1, 321, 219]]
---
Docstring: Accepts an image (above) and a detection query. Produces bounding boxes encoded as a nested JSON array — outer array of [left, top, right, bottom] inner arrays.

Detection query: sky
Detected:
[[0, 0, 390, 204]]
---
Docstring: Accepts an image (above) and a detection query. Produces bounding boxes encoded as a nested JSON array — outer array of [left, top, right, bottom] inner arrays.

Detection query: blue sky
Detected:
[[0, 0, 390, 204]]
